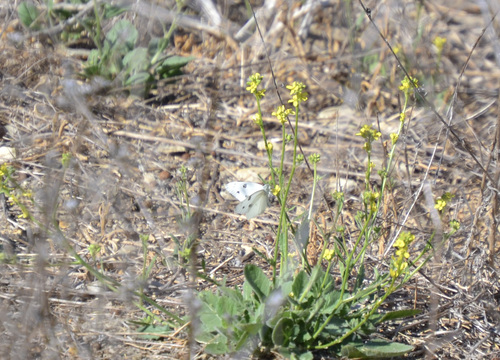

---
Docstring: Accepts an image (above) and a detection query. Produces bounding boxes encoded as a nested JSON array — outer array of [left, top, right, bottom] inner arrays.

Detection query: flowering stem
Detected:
[[308, 157, 318, 220], [277, 108, 300, 275], [273, 116, 288, 278]]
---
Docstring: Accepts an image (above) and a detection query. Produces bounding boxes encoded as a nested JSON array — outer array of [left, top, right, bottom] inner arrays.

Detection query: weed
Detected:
[[83, 19, 194, 96], [193, 74, 459, 358], [17, 1, 194, 97]]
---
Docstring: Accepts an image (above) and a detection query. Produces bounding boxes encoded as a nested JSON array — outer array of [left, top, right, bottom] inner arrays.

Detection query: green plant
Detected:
[[0, 164, 33, 220], [83, 19, 194, 96], [17, 1, 194, 97], [88, 243, 101, 263], [17, 2, 41, 30], [140, 234, 157, 284], [17, 1, 127, 39], [193, 74, 458, 358]]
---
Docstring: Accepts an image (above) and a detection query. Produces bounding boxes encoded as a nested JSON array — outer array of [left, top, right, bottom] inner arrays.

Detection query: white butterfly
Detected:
[[225, 182, 271, 219]]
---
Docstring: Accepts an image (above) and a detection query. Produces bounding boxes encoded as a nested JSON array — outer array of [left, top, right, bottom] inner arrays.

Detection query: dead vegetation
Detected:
[[0, 0, 499, 359]]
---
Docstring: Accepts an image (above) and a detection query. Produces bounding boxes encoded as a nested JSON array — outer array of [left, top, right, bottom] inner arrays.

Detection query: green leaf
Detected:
[[199, 309, 222, 331], [220, 286, 244, 303], [198, 290, 239, 329], [375, 308, 422, 324], [137, 323, 172, 340], [195, 331, 216, 344], [125, 72, 152, 87], [244, 264, 271, 302], [280, 280, 293, 302], [320, 289, 342, 314], [292, 270, 308, 300], [123, 47, 150, 72], [204, 333, 229, 355], [272, 317, 295, 346], [293, 351, 314, 360], [122, 47, 153, 88], [354, 263, 365, 291], [103, 4, 129, 19], [156, 55, 194, 78], [160, 55, 194, 68], [242, 280, 254, 302], [105, 20, 138, 52], [280, 348, 314, 360], [324, 318, 350, 336], [18, 2, 40, 29], [304, 265, 322, 296], [341, 339, 414, 358]]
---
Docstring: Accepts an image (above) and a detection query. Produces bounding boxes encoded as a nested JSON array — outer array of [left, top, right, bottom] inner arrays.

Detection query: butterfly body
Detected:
[[225, 182, 271, 219]]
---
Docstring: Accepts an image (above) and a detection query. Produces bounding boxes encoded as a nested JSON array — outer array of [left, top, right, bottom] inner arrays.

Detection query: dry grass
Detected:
[[0, 0, 499, 359]]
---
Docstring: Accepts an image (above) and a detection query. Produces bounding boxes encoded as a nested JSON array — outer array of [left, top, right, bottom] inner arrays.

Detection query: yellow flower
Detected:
[[286, 81, 308, 107], [289, 93, 308, 107], [286, 81, 306, 95], [394, 238, 405, 248], [356, 125, 381, 141], [323, 249, 335, 261], [246, 73, 266, 99], [399, 76, 419, 93], [434, 198, 446, 211], [390, 231, 414, 279], [272, 185, 280, 196], [272, 105, 293, 124], [395, 248, 410, 258], [433, 36, 447, 52], [390, 133, 398, 145], [246, 73, 263, 92]]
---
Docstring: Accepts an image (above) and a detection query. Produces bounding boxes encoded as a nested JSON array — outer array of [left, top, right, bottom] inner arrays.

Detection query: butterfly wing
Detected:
[[225, 182, 264, 202], [235, 189, 270, 219]]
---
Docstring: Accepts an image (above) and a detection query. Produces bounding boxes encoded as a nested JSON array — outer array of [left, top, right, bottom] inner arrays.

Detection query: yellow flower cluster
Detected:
[[272, 105, 294, 125], [286, 81, 308, 107], [399, 76, 419, 94], [356, 125, 381, 153], [390, 133, 399, 145], [356, 125, 381, 141], [246, 73, 266, 99], [323, 248, 335, 262], [389, 232, 414, 279], [434, 198, 446, 211], [434, 192, 454, 212]]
